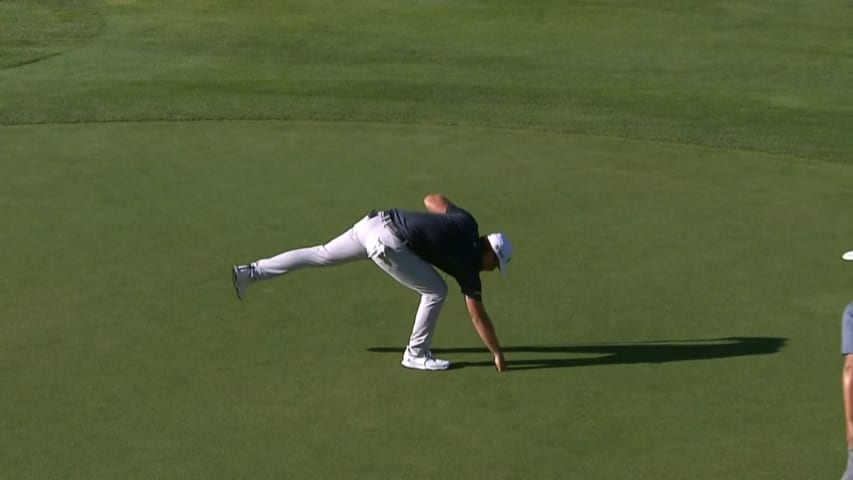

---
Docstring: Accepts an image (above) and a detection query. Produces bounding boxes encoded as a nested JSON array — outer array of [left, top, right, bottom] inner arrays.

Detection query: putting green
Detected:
[[4, 0, 853, 477], [1, 120, 850, 479]]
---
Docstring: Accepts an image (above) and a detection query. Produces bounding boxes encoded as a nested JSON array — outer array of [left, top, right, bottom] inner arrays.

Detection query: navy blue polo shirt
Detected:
[[388, 205, 483, 300]]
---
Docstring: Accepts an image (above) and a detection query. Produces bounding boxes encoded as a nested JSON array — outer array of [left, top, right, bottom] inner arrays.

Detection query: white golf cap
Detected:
[[486, 233, 513, 275], [844, 250, 853, 262]]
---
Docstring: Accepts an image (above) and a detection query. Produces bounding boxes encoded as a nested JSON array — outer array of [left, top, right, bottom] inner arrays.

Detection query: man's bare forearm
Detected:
[[465, 296, 507, 371], [844, 357, 853, 447], [471, 312, 502, 356]]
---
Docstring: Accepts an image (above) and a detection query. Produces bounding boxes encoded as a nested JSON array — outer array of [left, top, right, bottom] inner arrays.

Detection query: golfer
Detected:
[[842, 251, 853, 478], [232, 194, 513, 372]]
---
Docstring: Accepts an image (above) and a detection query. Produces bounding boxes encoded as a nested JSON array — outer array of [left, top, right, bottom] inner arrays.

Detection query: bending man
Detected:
[[232, 194, 513, 372]]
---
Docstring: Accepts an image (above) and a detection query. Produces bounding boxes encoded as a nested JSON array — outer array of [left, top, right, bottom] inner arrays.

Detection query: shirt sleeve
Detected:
[[455, 272, 483, 301]]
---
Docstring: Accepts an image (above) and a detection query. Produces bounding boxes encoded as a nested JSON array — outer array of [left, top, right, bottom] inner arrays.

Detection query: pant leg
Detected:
[[842, 302, 853, 354], [843, 450, 853, 480], [359, 218, 448, 357], [253, 216, 370, 280]]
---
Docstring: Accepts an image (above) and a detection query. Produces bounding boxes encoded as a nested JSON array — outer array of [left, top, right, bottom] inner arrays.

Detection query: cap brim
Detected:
[[844, 250, 853, 262], [498, 258, 508, 276]]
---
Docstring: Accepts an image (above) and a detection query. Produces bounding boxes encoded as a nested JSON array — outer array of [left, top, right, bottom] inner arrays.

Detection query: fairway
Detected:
[[2, 1, 853, 479]]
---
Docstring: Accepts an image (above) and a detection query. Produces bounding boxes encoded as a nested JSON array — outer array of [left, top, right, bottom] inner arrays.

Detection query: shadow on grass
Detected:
[[367, 337, 787, 371]]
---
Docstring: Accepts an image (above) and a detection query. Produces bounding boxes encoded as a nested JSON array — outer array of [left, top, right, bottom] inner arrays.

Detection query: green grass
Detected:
[[1, 1, 852, 479], [2, 0, 852, 160], [0, 0, 102, 69]]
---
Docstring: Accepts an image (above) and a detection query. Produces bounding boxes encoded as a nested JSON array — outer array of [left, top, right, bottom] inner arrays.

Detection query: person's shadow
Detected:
[[367, 336, 787, 370]]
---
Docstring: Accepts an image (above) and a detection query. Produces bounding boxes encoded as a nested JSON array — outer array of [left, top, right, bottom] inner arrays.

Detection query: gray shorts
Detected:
[[842, 302, 853, 355]]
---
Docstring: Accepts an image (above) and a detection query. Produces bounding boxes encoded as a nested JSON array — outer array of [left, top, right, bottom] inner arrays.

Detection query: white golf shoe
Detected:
[[401, 351, 450, 371], [231, 264, 255, 300]]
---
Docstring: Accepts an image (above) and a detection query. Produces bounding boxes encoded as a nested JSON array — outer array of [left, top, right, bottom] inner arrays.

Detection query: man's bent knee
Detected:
[[423, 283, 448, 305]]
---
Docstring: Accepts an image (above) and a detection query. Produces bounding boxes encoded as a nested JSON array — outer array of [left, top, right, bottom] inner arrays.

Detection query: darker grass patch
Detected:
[[0, 0, 103, 69]]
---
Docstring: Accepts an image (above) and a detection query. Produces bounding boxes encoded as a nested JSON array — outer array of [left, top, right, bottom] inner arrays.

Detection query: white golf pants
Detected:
[[253, 213, 448, 357]]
